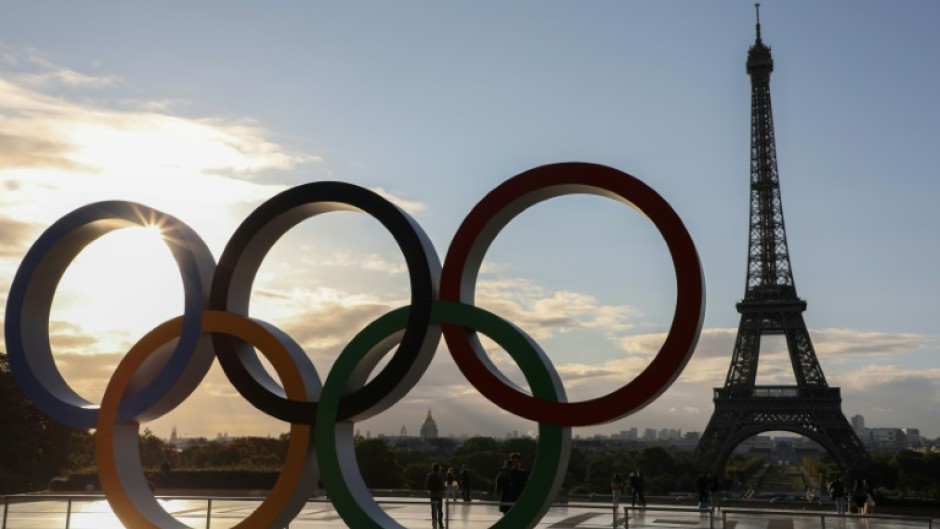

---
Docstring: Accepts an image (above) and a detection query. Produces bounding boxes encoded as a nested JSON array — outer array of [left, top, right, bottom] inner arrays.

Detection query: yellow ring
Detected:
[[96, 310, 318, 529]]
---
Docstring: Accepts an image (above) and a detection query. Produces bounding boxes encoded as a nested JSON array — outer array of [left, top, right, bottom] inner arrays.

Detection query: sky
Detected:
[[1, 2, 939, 443]]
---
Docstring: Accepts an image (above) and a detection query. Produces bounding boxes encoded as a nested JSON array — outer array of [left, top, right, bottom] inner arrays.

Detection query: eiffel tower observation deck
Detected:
[[695, 5, 870, 478]]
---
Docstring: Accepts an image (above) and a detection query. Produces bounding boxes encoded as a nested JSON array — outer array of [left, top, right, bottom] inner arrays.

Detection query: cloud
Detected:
[[834, 364, 940, 392], [667, 407, 701, 414], [3, 46, 119, 88], [475, 276, 640, 340], [370, 187, 427, 214], [812, 328, 932, 357], [18, 68, 118, 89], [304, 252, 407, 275], [243, 283, 405, 359], [48, 321, 107, 353], [0, 55, 329, 318], [0, 131, 84, 171], [0, 72, 317, 232], [0, 217, 44, 257]]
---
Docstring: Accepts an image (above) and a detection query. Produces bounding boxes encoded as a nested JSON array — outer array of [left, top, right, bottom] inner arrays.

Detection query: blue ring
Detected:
[[4, 201, 216, 427]]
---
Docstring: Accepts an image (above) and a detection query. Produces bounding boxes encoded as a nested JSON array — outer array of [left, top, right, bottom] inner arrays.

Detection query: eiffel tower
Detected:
[[695, 5, 870, 477]]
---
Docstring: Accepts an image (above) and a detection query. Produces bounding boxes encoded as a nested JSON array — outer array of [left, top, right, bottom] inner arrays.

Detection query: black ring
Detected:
[[210, 181, 441, 423]]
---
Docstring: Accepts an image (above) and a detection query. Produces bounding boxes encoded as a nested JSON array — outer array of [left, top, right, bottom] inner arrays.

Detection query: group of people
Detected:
[[425, 453, 529, 527], [609, 471, 646, 507], [425, 463, 473, 527], [827, 476, 875, 516], [695, 471, 721, 510]]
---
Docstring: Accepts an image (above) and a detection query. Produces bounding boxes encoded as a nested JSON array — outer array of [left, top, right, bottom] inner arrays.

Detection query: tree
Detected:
[[355, 437, 403, 489], [0, 352, 89, 493], [454, 436, 500, 457], [139, 428, 179, 470], [891, 450, 940, 494], [563, 447, 589, 491], [499, 437, 537, 469], [635, 446, 675, 478], [403, 462, 433, 491], [866, 455, 898, 491], [584, 458, 613, 493]]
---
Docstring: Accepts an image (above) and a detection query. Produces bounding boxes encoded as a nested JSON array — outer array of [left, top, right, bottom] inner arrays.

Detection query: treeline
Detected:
[[5, 354, 940, 498], [58, 431, 940, 500], [50, 431, 721, 495], [804, 451, 940, 498], [0, 352, 92, 494]]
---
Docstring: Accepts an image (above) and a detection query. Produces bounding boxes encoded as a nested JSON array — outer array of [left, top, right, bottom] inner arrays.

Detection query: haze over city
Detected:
[[1, 2, 938, 443]]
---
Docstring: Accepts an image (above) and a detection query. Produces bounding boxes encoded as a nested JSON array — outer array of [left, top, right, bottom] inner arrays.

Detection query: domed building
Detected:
[[419, 408, 438, 440]]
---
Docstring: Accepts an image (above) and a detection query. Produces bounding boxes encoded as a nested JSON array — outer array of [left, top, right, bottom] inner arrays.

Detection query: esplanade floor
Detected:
[[2, 496, 936, 529]]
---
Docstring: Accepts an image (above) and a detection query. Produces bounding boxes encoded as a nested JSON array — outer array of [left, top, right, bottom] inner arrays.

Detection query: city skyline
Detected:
[[1, 3, 939, 441]]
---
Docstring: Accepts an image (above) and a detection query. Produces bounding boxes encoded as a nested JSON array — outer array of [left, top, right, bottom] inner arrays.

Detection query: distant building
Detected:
[[734, 435, 774, 454], [420, 409, 439, 440], [167, 426, 209, 450], [851, 415, 924, 450], [851, 414, 866, 430], [903, 428, 922, 447], [855, 427, 905, 451]]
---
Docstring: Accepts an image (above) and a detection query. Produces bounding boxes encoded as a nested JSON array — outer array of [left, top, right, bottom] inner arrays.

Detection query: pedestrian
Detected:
[[851, 478, 867, 515], [459, 464, 472, 502], [828, 476, 847, 516], [425, 463, 445, 527], [696, 471, 710, 509], [631, 471, 646, 507], [445, 468, 459, 502], [708, 473, 721, 510], [610, 473, 624, 505], [506, 453, 529, 510], [862, 480, 875, 514], [494, 459, 513, 514]]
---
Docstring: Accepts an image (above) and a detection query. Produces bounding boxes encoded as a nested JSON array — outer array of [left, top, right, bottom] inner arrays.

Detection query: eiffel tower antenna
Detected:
[[755, 3, 762, 42], [695, 7, 870, 478]]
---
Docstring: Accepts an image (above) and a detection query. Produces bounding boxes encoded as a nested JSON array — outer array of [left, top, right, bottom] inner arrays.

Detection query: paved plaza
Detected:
[[1, 496, 936, 529]]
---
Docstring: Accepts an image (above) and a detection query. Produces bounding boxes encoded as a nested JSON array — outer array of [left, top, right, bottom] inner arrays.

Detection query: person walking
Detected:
[[696, 471, 710, 509], [494, 459, 513, 514], [631, 471, 646, 507], [851, 478, 867, 515], [708, 473, 721, 510], [506, 453, 529, 510], [610, 473, 624, 505], [459, 464, 472, 502], [862, 479, 875, 514], [425, 463, 445, 527], [828, 476, 847, 516], [445, 468, 459, 502]]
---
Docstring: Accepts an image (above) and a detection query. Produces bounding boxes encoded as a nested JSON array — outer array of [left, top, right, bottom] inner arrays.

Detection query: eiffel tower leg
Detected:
[[695, 399, 735, 475]]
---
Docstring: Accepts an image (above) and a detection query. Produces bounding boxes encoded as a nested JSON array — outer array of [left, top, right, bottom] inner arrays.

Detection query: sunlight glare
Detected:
[[51, 226, 184, 351]]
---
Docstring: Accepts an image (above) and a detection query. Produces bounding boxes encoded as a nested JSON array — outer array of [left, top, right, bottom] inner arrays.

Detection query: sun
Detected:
[[50, 225, 186, 356]]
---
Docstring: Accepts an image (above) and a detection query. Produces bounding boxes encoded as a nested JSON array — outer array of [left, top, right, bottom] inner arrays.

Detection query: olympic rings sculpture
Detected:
[[5, 162, 705, 529]]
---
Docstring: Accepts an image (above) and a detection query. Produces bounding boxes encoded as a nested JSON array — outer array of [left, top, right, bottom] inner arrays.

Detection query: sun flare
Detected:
[[50, 227, 185, 352]]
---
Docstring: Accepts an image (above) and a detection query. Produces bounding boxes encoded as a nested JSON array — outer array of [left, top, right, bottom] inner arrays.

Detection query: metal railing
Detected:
[[3, 494, 937, 529], [721, 508, 934, 529]]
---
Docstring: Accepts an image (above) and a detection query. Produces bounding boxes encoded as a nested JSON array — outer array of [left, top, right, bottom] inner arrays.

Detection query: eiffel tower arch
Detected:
[[695, 6, 870, 478]]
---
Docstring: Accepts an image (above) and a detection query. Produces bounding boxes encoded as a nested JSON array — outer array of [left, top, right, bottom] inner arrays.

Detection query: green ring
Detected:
[[315, 301, 571, 529]]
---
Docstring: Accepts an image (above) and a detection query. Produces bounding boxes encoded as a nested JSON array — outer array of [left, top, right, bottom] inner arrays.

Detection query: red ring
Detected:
[[440, 162, 705, 426]]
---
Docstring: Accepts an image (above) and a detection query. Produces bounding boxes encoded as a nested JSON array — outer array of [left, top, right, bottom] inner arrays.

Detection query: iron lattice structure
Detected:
[[695, 8, 870, 477]]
